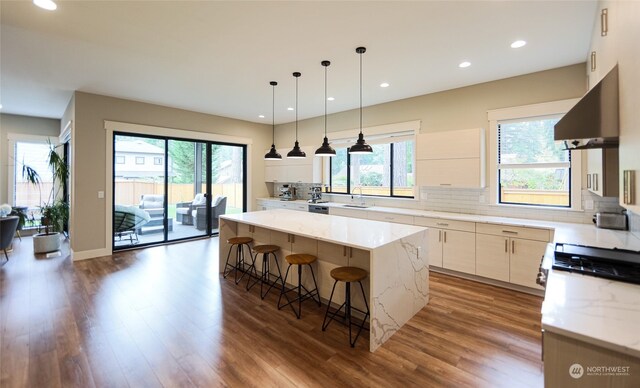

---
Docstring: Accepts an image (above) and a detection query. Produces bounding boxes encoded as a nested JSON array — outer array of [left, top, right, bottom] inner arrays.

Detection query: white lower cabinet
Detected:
[[427, 228, 443, 267], [476, 233, 547, 289], [475, 234, 510, 282], [441, 230, 476, 274]]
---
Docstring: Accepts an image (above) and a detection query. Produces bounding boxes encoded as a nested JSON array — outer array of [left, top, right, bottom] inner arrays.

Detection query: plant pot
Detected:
[[33, 232, 61, 254]]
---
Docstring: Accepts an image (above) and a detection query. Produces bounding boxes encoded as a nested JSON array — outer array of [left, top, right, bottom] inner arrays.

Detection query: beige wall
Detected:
[[70, 92, 271, 254], [275, 63, 587, 147], [0, 113, 61, 204]]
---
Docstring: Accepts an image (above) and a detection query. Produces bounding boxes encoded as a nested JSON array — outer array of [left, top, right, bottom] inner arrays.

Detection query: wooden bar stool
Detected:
[[223, 236, 253, 285], [246, 244, 284, 299], [278, 253, 321, 319], [322, 266, 370, 347]]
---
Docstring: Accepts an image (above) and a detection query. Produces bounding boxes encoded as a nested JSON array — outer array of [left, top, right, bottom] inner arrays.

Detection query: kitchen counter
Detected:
[[258, 197, 640, 359], [219, 209, 429, 352]]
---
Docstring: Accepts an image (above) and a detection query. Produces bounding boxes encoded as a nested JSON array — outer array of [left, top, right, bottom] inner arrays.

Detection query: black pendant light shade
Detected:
[[349, 46, 373, 154], [264, 81, 282, 160], [287, 72, 306, 159], [315, 60, 336, 157]]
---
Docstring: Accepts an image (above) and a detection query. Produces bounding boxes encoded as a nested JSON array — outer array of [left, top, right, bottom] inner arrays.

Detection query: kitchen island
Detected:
[[219, 209, 429, 351]]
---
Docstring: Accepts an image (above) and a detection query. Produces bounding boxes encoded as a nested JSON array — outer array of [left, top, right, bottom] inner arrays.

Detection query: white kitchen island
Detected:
[[219, 209, 429, 352]]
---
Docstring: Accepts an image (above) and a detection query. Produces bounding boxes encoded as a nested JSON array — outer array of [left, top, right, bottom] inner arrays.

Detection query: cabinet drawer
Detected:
[[414, 217, 475, 232], [416, 158, 484, 188], [476, 223, 550, 242], [329, 207, 368, 219], [367, 211, 414, 225]]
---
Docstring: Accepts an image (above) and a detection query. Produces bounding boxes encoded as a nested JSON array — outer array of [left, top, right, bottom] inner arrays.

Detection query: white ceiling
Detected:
[[0, 0, 597, 124]]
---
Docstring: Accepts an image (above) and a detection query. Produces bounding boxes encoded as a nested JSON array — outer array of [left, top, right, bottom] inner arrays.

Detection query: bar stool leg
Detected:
[[278, 264, 298, 317], [222, 244, 236, 279], [236, 243, 255, 285], [350, 280, 370, 348], [322, 279, 339, 331], [260, 252, 284, 299], [308, 264, 322, 307]]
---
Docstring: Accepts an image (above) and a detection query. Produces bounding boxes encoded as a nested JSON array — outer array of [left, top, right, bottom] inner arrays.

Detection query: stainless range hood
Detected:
[[554, 65, 619, 150]]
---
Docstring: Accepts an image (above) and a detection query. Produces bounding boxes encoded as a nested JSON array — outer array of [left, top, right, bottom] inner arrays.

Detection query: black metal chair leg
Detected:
[[350, 280, 370, 347], [222, 244, 235, 279], [3, 249, 9, 263], [297, 267, 302, 319], [308, 264, 322, 306], [278, 265, 296, 316], [322, 280, 339, 331]]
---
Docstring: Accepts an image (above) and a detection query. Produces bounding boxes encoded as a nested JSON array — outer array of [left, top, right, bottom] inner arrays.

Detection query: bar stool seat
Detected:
[[278, 253, 321, 319], [246, 244, 284, 299], [223, 236, 254, 285], [322, 266, 370, 348]]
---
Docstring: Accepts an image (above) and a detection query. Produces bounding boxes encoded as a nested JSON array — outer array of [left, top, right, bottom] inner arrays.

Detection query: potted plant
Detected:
[[22, 140, 69, 254]]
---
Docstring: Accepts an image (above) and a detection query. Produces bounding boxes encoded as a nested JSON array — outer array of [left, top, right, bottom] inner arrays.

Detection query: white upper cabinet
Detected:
[[415, 128, 486, 188], [264, 146, 322, 183]]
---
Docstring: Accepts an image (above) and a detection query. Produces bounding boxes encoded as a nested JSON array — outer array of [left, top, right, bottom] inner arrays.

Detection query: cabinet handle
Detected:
[[541, 330, 545, 362], [291, 235, 295, 244], [436, 222, 449, 227], [623, 170, 636, 205], [505, 239, 508, 253], [349, 247, 353, 258], [440, 183, 452, 186], [511, 240, 515, 254], [601, 8, 608, 36], [587, 174, 591, 189], [502, 230, 518, 235], [443, 231, 447, 243], [590, 51, 597, 72], [438, 230, 442, 242], [594, 173, 599, 191], [343, 246, 347, 256], [287, 234, 291, 243]]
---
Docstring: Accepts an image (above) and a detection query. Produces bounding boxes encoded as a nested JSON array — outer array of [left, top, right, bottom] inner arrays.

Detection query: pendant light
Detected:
[[315, 60, 336, 157], [349, 46, 373, 154], [264, 81, 282, 160], [287, 72, 306, 159]]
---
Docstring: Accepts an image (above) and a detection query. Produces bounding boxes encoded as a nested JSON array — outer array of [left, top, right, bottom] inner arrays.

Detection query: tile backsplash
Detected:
[[270, 183, 628, 225]]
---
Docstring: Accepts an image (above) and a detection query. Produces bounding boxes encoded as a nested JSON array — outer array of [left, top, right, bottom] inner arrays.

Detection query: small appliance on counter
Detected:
[[592, 211, 628, 230], [308, 186, 327, 203], [279, 185, 295, 201]]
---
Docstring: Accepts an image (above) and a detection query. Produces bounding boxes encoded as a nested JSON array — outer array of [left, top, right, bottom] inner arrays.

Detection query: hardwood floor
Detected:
[[1, 237, 544, 387]]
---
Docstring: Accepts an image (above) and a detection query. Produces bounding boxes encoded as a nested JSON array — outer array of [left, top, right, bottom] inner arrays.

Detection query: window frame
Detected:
[[153, 156, 163, 165], [135, 156, 145, 165], [488, 99, 582, 211], [329, 139, 415, 199], [115, 155, 125, 164]]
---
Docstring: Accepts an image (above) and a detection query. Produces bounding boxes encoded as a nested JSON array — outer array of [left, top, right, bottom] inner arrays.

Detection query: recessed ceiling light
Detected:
[[258, 115, 265, 118], [327, 97, 335, 101], [33, 0, 57, 10], [380, 82, 390, 88], [287, 107, 294, 111], [511, 40, 527, 49], [459, 61, 471, 68]]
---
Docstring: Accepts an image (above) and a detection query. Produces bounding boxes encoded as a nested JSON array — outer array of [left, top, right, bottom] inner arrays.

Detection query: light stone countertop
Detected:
[[220, 209, 427, 250], [258, 197, 640, 357]]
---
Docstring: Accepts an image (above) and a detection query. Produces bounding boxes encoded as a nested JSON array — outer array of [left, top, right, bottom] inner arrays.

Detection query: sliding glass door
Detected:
[[113, 133, 246, 250]]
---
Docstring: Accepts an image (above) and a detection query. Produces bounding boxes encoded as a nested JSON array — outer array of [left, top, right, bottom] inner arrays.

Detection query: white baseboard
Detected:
[[71, 247, 111, 261]]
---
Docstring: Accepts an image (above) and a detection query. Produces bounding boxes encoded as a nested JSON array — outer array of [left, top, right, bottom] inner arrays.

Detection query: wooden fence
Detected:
[[114, 181, 244, 209]]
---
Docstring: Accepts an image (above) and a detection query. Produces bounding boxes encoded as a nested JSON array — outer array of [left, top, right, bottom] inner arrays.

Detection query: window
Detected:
[[154, 156, 163, 165], [330, 139, 414, 198], [489, 99, 581, 210], [115, 156, 125, 164], [135, 156, 145, 165], [498, 116, 570, 207]]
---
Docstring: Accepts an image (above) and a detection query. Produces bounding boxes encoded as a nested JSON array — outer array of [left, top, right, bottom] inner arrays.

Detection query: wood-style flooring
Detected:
[[1, 237, 543, 387]]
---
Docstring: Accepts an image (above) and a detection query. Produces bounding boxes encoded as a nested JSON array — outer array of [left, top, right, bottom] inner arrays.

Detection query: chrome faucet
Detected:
[[351, 186, 365, 206]]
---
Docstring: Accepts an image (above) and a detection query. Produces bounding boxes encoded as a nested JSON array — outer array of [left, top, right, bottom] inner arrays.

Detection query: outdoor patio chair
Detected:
[[114, 205, 151, 244], [176, 193, 206, 225], [139, 194, 164, 218], [195, 196, 227, 231]]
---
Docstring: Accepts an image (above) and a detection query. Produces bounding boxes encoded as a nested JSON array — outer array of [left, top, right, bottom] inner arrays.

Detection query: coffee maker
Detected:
[[308, 186, 327, 203], [279, 185, 293, 201]]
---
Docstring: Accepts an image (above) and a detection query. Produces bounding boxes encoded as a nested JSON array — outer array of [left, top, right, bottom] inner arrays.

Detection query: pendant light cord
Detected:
[[359, 49, 363, 135], [272, 83, 275, 145], [324, 65, 328, 137], [295, 75, 299, 141]]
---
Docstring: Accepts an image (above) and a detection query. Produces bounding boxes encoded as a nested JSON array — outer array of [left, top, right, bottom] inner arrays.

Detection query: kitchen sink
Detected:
[[342, 204, 369, 208]]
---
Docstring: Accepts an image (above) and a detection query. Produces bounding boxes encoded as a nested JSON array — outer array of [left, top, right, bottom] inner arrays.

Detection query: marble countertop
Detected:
[[257, 197, 640, 250], [220, 209, 427, 250]]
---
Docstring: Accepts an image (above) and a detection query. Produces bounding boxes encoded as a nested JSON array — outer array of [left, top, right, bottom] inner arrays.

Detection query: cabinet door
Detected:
[[475, 234, 510, 282], [416, 158, 484, 188], [442, 230, 475, 274], [367, 211, 414, 225], [587, 148, 604, 195], [348, 247, 370, 313], [416, 128, 482, 160], [427, 228, 443, 267], [509, 238, 546, 290]]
